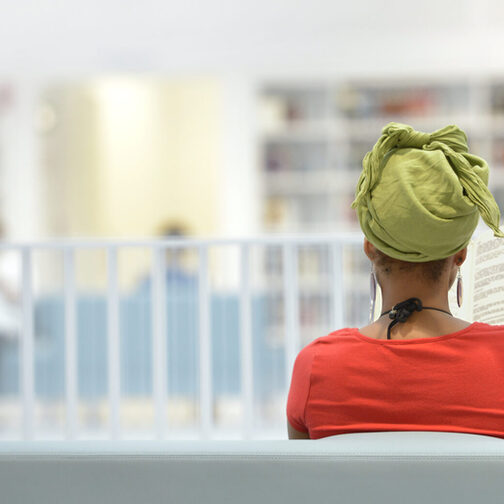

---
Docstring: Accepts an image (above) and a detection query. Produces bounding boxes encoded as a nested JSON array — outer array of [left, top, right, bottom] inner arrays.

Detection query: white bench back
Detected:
[[1, 431, 503, 504]]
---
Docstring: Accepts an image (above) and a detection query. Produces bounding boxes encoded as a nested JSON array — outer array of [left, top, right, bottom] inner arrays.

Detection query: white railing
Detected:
[[0, 233, 364, 440]]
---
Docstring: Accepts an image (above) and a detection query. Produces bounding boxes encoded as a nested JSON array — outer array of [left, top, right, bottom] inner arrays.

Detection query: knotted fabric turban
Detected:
[[351, 122, 504, 262]]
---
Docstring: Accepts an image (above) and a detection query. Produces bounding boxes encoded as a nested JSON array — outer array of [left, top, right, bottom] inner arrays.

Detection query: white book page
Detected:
[[471, 227, 504, 324]]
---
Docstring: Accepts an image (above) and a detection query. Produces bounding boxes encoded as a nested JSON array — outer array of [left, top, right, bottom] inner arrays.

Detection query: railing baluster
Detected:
[[198, 245, 212, 439], [283, 244, 300, 392], [107, 247, 121, 439], [240, 244, 253, 439], [330, 243, 345, 330], [64, 248, 78, 439], [21, 248, 34, 440], [152, 246, 168, 439]]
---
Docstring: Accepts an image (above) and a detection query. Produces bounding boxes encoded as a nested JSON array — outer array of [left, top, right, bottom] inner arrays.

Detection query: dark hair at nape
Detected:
[[373, 247, 449, 283]]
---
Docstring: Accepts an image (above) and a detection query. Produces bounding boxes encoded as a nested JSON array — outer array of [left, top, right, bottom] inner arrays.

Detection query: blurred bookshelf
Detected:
[[256, 77, 504, 336]]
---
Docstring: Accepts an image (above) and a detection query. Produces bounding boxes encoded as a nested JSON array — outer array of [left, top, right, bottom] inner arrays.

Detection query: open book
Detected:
[[371, 227, 504, 324]]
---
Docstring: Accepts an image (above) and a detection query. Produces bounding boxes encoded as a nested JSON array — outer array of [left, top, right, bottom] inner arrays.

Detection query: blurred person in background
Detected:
[[135, 221, 197, 294], [287, 122, 504, 440], [159, 222, 194, 284]]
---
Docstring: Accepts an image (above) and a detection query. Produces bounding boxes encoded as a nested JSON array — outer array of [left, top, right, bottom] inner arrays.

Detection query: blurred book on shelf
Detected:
[[335, 83, 470, 119], [490, 84, 504, 114], [264, 141, 328, 172], [259, 85, 329, 132]]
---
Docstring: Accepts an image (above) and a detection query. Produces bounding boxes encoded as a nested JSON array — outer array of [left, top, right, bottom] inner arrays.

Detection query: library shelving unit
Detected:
[[256, 77, 504, 339]]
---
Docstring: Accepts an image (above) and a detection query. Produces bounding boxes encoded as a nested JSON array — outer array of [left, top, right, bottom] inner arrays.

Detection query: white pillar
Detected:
[[219, 76, 260, 238], [1, 79, 45, 239]]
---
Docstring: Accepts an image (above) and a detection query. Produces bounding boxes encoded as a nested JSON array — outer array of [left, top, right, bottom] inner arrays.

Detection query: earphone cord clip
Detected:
[[380, 297, 452, 340]]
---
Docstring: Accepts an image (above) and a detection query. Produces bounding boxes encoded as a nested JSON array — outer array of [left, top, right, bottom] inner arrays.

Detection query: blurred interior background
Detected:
[[0, 0, 503, 440]]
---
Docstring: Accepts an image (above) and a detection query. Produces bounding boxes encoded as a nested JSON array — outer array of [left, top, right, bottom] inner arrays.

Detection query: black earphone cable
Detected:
[[380, 298, 452, 340]]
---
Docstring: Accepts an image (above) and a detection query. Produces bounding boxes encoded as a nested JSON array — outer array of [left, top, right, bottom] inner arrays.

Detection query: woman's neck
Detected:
[[379, 279, 451, 314]]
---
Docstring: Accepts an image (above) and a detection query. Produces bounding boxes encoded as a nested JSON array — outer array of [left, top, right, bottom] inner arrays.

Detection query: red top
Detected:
[[287, 322, 504, 440]]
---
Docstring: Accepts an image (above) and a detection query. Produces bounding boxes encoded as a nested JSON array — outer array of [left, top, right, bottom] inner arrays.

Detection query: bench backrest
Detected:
[[1, 431, 503, 504]]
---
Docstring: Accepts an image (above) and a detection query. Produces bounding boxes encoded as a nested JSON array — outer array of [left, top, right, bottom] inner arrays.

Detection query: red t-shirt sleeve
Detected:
[[286, 342, 316, 433]]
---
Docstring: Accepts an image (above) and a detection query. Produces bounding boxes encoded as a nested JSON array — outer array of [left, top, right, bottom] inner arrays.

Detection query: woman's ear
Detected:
[[454, 247, 467, 267], [363, 238, 376, 261]]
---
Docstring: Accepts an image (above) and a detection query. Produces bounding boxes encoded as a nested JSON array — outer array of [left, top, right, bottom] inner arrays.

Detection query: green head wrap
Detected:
[[351, 122, 504, 262]]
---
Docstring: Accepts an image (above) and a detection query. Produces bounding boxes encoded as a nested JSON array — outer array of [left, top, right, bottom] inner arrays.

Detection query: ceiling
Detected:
[[0, 0, 503, 78]]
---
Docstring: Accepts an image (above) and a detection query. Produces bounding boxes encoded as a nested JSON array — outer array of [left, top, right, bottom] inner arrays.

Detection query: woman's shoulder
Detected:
[[294, 323, 504, 368], [470, 321, 504, 333], [320, 327, 360, 339], [302, 321, 504, 347], [302, 328, 359, 350]]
